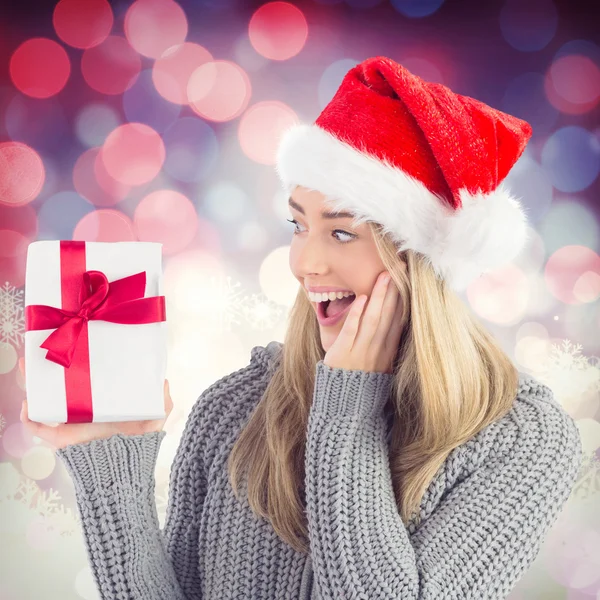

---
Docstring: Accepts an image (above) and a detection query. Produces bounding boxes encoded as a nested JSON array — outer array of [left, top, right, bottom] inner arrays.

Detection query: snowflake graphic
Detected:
[[9, 474, 80, 536], [0, 412, 6, 437], [240, 293, 285, 330], [0, 281, 25, 348], [201, 275, 284, 332]]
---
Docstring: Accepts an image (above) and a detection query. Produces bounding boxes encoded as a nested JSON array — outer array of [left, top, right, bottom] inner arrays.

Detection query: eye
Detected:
[[286, 219, 356, 244]]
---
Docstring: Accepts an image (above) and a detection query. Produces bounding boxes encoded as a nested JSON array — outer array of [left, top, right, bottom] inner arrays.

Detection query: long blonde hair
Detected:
[[228, 221, 519, 554]]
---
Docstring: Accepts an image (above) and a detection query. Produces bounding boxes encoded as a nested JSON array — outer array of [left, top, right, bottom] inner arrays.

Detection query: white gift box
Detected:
[[24, 240, 168, 424]]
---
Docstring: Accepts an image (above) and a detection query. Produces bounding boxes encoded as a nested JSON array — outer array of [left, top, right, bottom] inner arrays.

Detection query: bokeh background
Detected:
[[0, 0, 599, 597]]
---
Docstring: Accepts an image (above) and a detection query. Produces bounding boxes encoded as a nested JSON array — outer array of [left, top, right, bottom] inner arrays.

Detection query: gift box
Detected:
[[24, 240, 168, 424]]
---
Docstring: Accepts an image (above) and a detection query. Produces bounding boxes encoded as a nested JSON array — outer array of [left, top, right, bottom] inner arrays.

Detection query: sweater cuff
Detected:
[[55, 430, 167, 497], [312, 360, 393, 419]]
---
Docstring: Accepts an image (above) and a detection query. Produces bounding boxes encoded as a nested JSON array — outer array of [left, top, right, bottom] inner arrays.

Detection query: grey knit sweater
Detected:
[[56, 341, 583, 599]]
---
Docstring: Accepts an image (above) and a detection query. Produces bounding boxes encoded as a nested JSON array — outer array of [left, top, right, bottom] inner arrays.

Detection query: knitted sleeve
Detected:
[[305, 361, 583, 600], [55, 391, 212, 599]]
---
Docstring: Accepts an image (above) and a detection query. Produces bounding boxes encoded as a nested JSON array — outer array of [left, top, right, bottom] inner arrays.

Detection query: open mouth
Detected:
[[318, 294, 356, 320]]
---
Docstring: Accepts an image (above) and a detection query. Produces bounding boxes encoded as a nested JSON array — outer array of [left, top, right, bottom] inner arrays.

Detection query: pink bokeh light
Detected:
[[9, 37, 70, 99], [53, 0, 114, 49], [248, 2, 308, 60], [99, 123, 165, 186], [238, 101, 298, 164], [0, 142, 45, 207], [152, 42, 213, 105], [73, 209, 137, 242], [73, 147, 132, 207], [545, 245, 600, 304], [81, 35, 142, 95], [134, 189, 198, 254], [545, 54, 600, 115], [125, 0, 188, 59], [188, 60, 252, 122]]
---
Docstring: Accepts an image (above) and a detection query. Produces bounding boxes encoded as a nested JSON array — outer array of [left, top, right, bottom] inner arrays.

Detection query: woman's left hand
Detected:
[[323, 270, 403, 374]]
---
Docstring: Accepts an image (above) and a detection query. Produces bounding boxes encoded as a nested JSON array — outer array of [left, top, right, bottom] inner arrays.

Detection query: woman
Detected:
[[21, 57, 582, 599]]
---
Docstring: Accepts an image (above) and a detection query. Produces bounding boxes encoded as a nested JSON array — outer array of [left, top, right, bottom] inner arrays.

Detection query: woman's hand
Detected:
[[323, 270, 403, 374], [19, 357, 173, 450]]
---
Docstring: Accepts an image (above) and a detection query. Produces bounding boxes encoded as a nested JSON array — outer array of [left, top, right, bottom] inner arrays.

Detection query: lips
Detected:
[[315, 296, 356, 327]]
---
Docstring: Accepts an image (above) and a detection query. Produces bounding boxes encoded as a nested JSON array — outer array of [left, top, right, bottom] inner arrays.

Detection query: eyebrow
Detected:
[[288, 197, 355, 220]]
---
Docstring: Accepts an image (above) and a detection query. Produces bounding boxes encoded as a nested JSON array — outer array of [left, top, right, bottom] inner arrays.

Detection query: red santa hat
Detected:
[[275, 56, 533, 292]]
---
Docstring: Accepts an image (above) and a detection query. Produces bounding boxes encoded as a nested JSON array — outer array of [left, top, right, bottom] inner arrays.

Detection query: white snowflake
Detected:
[[0, 281, 25, 348], [241, 293, 285, 330], [0, 412, 6, 436]]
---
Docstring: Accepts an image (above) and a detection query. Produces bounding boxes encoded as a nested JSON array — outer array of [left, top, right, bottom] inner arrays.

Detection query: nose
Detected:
[[292, 233, 329, 278]]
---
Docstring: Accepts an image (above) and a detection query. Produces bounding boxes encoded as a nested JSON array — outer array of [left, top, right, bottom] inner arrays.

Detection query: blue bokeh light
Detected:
[[391, 0, 445, 18], [499, 0, 558, 52], [541, 126, 600, 193]]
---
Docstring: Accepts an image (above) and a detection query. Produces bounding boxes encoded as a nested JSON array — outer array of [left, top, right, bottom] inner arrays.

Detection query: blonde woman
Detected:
[[21, 57, 582, 599]]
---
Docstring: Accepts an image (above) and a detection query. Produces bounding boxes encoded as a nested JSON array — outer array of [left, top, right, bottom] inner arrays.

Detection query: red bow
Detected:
[[26, 269, 166, 368]]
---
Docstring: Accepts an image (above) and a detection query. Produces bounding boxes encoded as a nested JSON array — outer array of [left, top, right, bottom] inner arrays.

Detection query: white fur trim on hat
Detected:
[[275, 123, 531, 292]]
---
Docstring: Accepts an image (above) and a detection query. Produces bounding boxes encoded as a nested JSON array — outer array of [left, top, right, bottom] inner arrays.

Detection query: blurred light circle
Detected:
[[188, 60, 251, 122], [73, 147, 132, 207], [503, 154, 553, 224], [75, 103, 121, 147], [123, 69, 181, 133], [318, 59, 360, 110], [203, 181, 247, 222], [545, 55, 600, 115], [21, 445, 56, 480], [0, 340, 18, 374], [515, 335, 552, 372], [573, 270, 600, 303], [237, 221, 268, 253], [0, 142, 45, 206], [259, 245, 297, 305], [538, 198, 599, 256], [0, 229, 29, 260], [38, 191, 94, 239], [545, 246, 600, 305], [541, 126, 600, 192], [502, 72, 558, 136], [390, 0, 445, 17], [81, 35, 141, 95], [2, 422, 36, 458], [550, 55, 600, 105], [238, 101, 297, 165], [249, 2, 308, 61], [152, 42, 213, 105], [4, 95, 69, 154], [555, 39, 600, 64], [124, 0, 188, 59], [134, 189, 198, 254], [0, 202, 38, 251], [467, 265, 529, 325], [9, 38, 70, 98], [73, 208, 136, 242], [163, 117, 218, 182], [100, 123, 165, 185], [500, 0, 558, 52], [53, 0, 114, 49]]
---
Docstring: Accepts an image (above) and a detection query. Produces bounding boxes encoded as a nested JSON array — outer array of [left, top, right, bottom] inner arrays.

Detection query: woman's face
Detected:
[[288, 185, 393, 352]]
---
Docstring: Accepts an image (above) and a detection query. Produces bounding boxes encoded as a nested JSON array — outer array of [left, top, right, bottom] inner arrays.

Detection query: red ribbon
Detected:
[[25, 241, 166, 423]]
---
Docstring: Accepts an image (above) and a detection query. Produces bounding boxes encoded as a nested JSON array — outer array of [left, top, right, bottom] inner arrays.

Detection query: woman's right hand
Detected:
[[19, 357, 173, 450]]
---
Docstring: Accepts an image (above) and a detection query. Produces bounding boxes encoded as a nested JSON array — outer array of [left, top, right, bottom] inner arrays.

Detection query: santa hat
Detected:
[[275, 56, 533, 292]]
